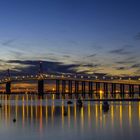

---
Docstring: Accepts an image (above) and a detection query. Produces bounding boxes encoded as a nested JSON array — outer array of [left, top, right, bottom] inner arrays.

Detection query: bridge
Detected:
[[0, 62, 140, 98]]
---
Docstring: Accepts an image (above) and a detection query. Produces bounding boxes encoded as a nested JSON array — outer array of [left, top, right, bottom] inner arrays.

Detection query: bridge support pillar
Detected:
[[88, 82, 93, 97], [129, 85, 134, 97], [96, 82, 100, 97], [75, 81, 79, 98], [120, 84, 125, 98], [82, 81, 86, 98], [103, 83, 108, 98], [111, 83, 116, 98], [56, 80, 60, 95], [139, 85, 140, 97], [6, 81, 11, 94], [38, 80, 44, 96], [62, 80, 66, 96], [68, 80, 72, 98]]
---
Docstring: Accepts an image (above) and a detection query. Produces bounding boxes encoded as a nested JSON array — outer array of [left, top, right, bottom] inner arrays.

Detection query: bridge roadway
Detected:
[[1, 74, 140, 85], [0, 74, 140, 96]]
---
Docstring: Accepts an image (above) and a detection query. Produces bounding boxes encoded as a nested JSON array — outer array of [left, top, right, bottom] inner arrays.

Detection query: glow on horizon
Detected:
[[0, 0, 140, 76]]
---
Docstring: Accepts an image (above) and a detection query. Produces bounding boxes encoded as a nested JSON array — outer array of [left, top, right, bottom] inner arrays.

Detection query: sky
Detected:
[[0, 0, 140, 77]]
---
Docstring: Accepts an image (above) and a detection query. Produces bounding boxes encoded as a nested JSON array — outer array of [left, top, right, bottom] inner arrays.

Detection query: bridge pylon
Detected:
[[6, 69, 11, 94], [38, 62, 44, 96]]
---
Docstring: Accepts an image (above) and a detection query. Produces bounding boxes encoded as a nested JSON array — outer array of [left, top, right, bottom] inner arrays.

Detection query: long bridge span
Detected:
[[0, 63, 140, 98], [1, 72, 140, 97]]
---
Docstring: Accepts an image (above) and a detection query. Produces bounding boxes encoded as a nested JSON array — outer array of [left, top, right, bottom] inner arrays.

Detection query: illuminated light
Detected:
[[111, 77, 113, 80], [129, 78, 131, 80], [80, 106, 84, 131], [95, 104, 98, 128], [31, 75, 33, 78], [51, 75, 54, 78], [88, 101, 91, 128], [68, 75, 70, 78], [74, 75, 77, 78], [74, 102, 77, 127], [45, 100, 48, 124], [51, 101, 55, 125], [30, 97, 33, 121], [66, 89, 68, 93], [99, 103, 102, 126], [95, 76, 98, 79], [81, 76, 83, 78], [120, 77, 122, 80], [61, 75, 64, 78], [119, 102, 122, 129], [138, 78, 140, 81], [15, 95, 18, 118], [22, 96, 25, 127], [138, 102, 140, 123], [111, 103, 114, 127], [88, 76, 90, 78], [61, 100, 64, 128], [103, 76, 105, 79], [116, 90, 119, 93], [99, 90, 103, 94], [52, 88, 55, 91], [68, 105, 71, 128], [52, 94, 55, 100], [39, 100, 43, 134], [128, 102, 132, 127]]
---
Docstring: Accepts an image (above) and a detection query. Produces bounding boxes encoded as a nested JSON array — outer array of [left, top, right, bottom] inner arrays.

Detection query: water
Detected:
[[0, 95, 140, 140]]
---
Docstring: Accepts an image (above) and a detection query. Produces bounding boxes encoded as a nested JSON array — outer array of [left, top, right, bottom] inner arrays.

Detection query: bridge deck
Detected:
[[1, 75, 140, 85]]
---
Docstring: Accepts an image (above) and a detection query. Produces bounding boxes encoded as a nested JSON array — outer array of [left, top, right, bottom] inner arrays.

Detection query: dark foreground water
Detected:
[[0, 95, 140, 140]]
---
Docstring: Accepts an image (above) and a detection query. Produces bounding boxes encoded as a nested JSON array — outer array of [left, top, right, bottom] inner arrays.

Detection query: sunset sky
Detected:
[[0, 0, 140, 76]]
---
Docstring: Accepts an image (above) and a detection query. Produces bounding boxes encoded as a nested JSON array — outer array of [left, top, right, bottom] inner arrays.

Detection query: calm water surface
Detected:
[[0, 95, 140, 140]]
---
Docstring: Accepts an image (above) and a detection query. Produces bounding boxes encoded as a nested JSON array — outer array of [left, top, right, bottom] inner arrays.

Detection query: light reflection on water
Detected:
[[0, 95, 140, 140]]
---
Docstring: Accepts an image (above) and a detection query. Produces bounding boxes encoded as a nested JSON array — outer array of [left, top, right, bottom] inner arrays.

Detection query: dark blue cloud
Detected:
[[115, 67, 127, 70], [109, 48, 131, 55], [7, 60, 78, 75], [134, 32, 140, 40], [131, 63, 140, 68]]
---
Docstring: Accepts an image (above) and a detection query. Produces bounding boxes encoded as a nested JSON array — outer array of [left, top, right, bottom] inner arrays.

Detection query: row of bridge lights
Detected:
[[1, 74, 140, 82]]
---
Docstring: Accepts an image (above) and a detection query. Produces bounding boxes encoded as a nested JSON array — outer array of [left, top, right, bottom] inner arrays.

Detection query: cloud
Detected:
[[109, 44, 134, 55], [134, 32, 140, 40], [115, 67, 127, 70], [1, 39, 16, 46], [86, 54, 96, 58], [131, 63, 140, 68], [109, 48, 131, 55], [82, 63, 100, 67], [116, 60, 135, 64], [5, 60, 79, 75], [62, 55, 71, 58]]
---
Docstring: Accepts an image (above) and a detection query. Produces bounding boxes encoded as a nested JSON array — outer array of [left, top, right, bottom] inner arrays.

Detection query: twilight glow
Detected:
[[0, 0, 140, 76]]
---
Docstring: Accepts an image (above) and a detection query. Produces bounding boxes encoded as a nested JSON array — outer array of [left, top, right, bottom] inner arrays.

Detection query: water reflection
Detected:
[[0, 95, 140, 140], [119, 102, 122, 129]]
